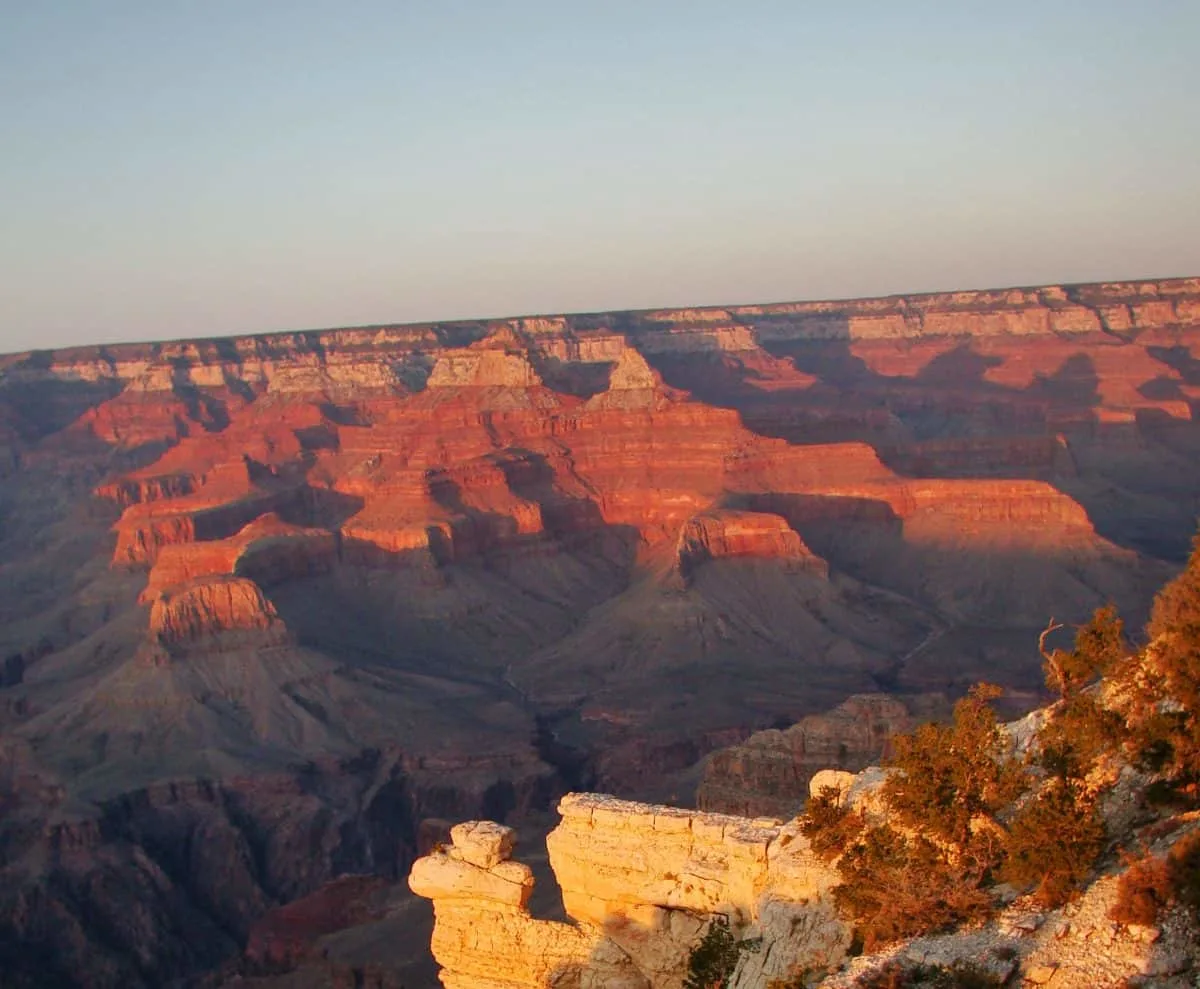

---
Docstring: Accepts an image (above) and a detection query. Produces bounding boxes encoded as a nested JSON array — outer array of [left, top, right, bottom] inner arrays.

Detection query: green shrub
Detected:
[[802, 535, 1200, 954], [801, 786, 863, 862], [884, 684, 1023, 852], [833, 825, 993, 953], [1110, 829, 1200, 926], [683, 915, 761, 989], [1037, 692, 1125, 781], [820, 684, 1024, 950], [1166, 829, 1200, 920], [1035, 605, 1130, 783], [1001, 780, 1104, 907], [1148, 533, 1200, 641], [1111, 852, 1173, 925]]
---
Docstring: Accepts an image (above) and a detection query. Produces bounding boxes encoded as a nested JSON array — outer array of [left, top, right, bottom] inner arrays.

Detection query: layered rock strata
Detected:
[[696, 694, 914, 817], [141, 513, 336, 600], [675, 510, 827, 580], [45, 276, 1193, 647], [147, 575, 288, 648], [2, 277, 1194, 400]]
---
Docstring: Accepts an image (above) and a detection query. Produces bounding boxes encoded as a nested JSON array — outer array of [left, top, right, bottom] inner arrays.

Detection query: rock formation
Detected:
[[675, 510, 827, 581], [410, 820, 646, 989], [140, 512, 337, 610], [410, 795, 847, 989], [147, 575, 287, 648], [412, 773, 1200, 989], [696, 694, 915, 817], [427, 342, 544, 389]]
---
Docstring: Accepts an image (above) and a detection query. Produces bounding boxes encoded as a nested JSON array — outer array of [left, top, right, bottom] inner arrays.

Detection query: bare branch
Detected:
[[1039, 618, 1067, 696], [1038, 618, 1064, 661]]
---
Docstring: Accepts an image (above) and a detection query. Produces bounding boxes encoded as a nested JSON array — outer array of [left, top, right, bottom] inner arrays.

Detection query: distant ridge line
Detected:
[[4, 273, 1199, 364]]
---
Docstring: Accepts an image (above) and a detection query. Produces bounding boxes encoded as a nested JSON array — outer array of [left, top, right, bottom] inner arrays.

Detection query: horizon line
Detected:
[[6, 269, 1197, 361]]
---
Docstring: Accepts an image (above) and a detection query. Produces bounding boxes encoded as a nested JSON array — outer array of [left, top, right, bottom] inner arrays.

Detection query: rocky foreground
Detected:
[[1, 277, 1200, 985], [409, 773, 1198, 989]]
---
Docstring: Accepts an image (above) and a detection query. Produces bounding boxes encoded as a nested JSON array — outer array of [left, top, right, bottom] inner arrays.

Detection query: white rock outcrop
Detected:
[[427, 350, 543, 388], [408, 820, 648, 989], [410, 792, 849, 989]]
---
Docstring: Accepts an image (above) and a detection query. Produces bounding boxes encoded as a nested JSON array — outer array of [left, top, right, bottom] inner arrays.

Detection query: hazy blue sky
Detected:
[[2, 1, 1198, 351]]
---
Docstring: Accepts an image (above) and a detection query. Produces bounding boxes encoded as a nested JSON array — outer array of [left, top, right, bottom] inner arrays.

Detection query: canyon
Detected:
[[0, 277, 1199, 985]]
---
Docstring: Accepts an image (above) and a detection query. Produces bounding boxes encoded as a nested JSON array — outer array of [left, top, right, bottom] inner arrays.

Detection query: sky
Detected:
[[1, 1, 1198, 352]]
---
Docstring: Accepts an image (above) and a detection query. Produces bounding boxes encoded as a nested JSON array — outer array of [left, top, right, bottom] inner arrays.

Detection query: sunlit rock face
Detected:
[[675, 510, 828, 581], [410, 792, 848, 989], [148, 575, 286, 646], [2, 276, 1200, 986]]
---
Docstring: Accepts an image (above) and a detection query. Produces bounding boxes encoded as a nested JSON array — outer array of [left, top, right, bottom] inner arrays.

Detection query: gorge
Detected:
[[1, 277, 1199, 986]]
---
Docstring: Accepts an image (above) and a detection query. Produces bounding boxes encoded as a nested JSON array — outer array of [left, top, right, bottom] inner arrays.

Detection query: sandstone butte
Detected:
[[408, 761, 1198, 989], [2, 276, 1200, 988]]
